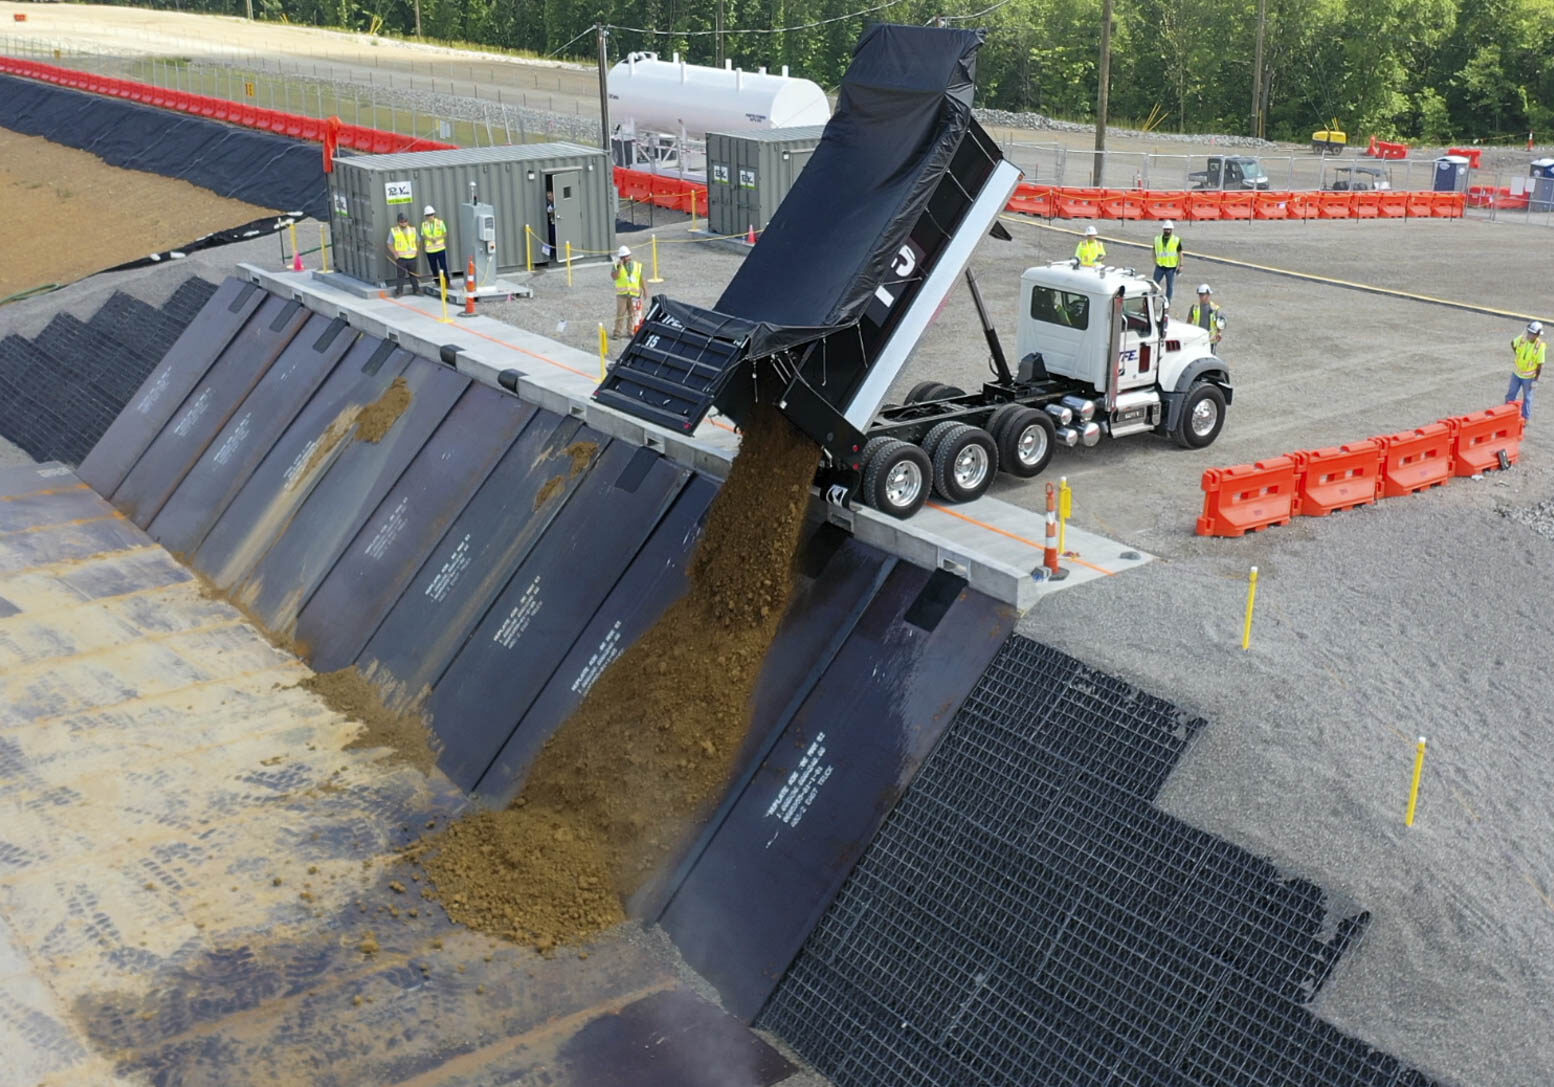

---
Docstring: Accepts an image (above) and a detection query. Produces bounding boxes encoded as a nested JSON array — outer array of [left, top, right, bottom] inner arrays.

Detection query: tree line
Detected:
[[119, 0, 1553, 142]]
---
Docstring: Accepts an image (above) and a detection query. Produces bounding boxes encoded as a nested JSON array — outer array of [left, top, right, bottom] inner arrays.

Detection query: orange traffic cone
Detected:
[[1529, 132, 1536, 151], [459, 258, 476, 318], [1041, 482, 1068, 581], [745, 223, 756, 245], [292, 248, 304, 272]]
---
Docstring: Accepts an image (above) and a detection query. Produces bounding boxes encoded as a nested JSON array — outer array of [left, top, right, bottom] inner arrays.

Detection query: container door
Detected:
[[736, 160, 759, 233], [549, 170, 581, 264]]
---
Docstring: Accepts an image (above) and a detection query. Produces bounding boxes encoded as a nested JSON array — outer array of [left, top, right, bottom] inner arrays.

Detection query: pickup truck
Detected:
[[1188, 155, 1271, 191]]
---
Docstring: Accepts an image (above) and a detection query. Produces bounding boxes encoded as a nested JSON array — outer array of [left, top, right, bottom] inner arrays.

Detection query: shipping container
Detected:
[[705, 126, 826, 236], [327, 144, 616, 287]]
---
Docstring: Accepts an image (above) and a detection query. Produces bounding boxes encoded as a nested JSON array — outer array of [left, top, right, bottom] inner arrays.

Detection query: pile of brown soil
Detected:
[[354, 377, 412, 442], [406, 398, 819, 949], [302, 668, 438, 773]]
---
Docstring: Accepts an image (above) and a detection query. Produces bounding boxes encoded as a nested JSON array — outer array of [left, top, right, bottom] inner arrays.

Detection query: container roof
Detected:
[[337, 143, 607, 171], [705, 125, 829, 144]]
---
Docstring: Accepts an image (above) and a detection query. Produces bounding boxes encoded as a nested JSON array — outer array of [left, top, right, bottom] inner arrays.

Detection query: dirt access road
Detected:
[[0, 130, 274, 296]]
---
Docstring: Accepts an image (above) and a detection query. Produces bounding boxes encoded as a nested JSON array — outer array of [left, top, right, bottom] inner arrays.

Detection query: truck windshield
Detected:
[[1030, 287, 1090, 330], [1122, 296, 1151, 334]]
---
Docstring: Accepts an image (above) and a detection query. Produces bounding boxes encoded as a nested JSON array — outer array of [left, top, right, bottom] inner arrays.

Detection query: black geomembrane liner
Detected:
[[759, 634, 1451, 1087]]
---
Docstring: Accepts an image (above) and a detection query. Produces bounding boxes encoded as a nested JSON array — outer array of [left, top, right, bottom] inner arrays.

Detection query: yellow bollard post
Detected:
[[288, 220, 302, 271], [1058, 476, 1071, 553], [1241, 566, 1259, 650], [597, 323, 609, 381], [690, 188, 698, 232], [647, 234, 664, 283], [525, 226, 533, 273], [438, 272, 449, 322], [565, 241, 573, 287], [1404, 736, 1427, 826], [319, 223, 329, 273]]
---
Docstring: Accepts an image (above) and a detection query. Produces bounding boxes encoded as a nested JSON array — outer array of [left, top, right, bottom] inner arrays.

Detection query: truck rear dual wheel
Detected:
[[931, 425, 999, 503], [993, 406, 1056, 477], [860, 439, 932, 519], [903, 382, 967, 405]]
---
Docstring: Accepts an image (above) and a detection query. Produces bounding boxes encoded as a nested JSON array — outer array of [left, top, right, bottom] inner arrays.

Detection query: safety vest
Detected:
[[1189, 301, 1224, 334], [614, 259, 642, 297], [420, 218, 446, 253], [1513, 335, 1545, 377], [1153, 234, 1182, 268], [390, 225, 418, 260], [1075, 239, 1106, 267]]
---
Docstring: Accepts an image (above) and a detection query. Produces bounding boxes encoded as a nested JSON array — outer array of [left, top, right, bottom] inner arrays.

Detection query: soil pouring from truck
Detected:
[[595, 23, 1232, 519]]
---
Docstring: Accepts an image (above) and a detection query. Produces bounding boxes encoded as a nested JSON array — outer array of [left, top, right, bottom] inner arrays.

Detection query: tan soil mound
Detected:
[[406, 397, 819, 950]]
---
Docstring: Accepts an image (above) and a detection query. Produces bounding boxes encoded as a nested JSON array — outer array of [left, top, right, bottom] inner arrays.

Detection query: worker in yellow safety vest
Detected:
[[612, 244, 644, 338], [1187, 284, 1226, 353], [386, 213, 420, 298], [1507, 320, 1545, 421], [420, 204, 448, 288], [1151, 220, 1183, 305], [1075, 225, 1106, 268]]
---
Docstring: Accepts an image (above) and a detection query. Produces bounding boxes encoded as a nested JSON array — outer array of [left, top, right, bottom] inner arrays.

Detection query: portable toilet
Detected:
[[1432, 154, 1470, 193], [1530, 158, 1554, 212]]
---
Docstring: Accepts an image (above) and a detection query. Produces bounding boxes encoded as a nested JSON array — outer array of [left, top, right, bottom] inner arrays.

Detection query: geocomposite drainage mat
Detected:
[[758, 636, 1449, 1087]]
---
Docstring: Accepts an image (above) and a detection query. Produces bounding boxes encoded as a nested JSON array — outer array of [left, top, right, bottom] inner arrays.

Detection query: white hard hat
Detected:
[[1529, 320, 1544, 334], [616, 245, 631, 258], [1084, 225, 1097, 236], [1197, 284, 1212, 294], [423, 205, 436, 215], [1162, 220, 1176, 230]]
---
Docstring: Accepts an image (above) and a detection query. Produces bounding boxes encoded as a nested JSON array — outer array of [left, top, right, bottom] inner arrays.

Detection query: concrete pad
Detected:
[[241, 265, 1146, 613]]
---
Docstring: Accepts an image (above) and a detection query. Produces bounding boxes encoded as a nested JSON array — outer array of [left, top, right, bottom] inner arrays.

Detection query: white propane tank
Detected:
[[608, 51, 830, 137]]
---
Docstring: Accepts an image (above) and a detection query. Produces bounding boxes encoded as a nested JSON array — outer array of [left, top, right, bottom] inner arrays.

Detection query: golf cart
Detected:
[[1327, 165, 1391, 191]]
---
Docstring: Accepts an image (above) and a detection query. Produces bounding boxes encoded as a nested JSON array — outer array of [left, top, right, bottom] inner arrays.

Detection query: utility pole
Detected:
[[413, 0, 422, 37], [245, 0, 253, 19], [1251, 0, 1267, 138], [1092, 0, 1113, 187], [596, 22, 611, 155], [716, 0, 725, 67]]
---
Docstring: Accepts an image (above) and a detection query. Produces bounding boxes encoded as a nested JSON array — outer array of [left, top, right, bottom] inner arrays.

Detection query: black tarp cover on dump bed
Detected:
[[711, 23, 984, 359]]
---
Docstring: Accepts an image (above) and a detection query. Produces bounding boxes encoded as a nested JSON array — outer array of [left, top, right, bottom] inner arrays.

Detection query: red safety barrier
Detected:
[[1375, 423, 1453, 498], [1220, 191, 1254, 220], [1378, 192, 1408, 218], [1292, 440, 1383, 516], [1253, 191, 1292, 219], [1405, 190, 1435, 217], [1188, 191, 1223, 221], [1446, 147, 1483, 170], [1196, 457, 1299, 537], [1354, 191, 1382, 218], [1374, 140, 1409, 160], [1054, 192, 1100, 218], [1447, 403, 1524, 476], [1007, 185, 1053, 217], [1317, 191, 1353, 219], [1287, 191, 1321, 219]]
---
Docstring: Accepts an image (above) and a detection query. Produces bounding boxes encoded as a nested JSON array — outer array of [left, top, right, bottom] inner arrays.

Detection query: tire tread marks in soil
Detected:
[[405, 400, 819, 952]]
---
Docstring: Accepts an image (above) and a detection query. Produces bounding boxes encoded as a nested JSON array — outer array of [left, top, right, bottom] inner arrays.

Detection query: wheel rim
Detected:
[[953, 444, 990, 490], [885, 459, 923, 508], [1190, 397, 1219, 437], [1016, 423, 1049, 466]]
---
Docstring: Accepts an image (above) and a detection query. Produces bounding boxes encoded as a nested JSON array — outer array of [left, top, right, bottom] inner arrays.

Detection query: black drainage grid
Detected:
[[0, 278, 217, 465], [758, 636, 1448, 1087]]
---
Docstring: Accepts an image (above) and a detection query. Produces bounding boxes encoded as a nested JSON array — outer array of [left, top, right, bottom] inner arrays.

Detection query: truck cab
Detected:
[[1189, 155, 1271, 191], [1013, 261, 1229, 443]]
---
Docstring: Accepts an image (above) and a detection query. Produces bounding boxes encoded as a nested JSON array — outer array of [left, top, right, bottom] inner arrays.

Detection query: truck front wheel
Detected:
[[862, 440, 932, 519], [1174, 383, 1227, 449], [995, 407, 1056, 477]]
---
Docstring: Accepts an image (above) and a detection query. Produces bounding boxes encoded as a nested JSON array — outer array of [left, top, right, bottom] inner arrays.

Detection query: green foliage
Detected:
[[94, 0, 1552, 141]]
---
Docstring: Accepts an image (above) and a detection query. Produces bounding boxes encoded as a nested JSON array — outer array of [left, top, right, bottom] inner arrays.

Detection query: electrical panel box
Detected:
[[460, 202, 497, 285]]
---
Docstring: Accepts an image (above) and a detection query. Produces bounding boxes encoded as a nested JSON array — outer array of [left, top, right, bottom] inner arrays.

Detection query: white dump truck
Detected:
[[852, 261, 1233, 517]]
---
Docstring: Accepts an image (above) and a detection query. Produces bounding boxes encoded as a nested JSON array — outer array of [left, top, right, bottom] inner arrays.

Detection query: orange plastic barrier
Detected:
[[1007, 185, 1053, 217], [1405, 190, 1435, 217], [1253, 191, 1292, 219], [1318, 192, 1353, 219], [1143, 193, 1187, 220], [1431, 192, 1465, 218], [1220, 192, 1254, 220], [1196, 458, 1298, 537], [1374, 140, 1409, 160], [1188, 191, 1223, 221], [1292, 441, 1382, 516], [1353, 191, 1382, 218], [1101, 193, 1144, 219], [1054, 193, 1100, 218], [1447, 403, 1524, 476], [1378, 192, 1407, 218], [1288, 192, 1321, 219], [1376, 423, 1453, 498], [1447, 147, 1483, 169]]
